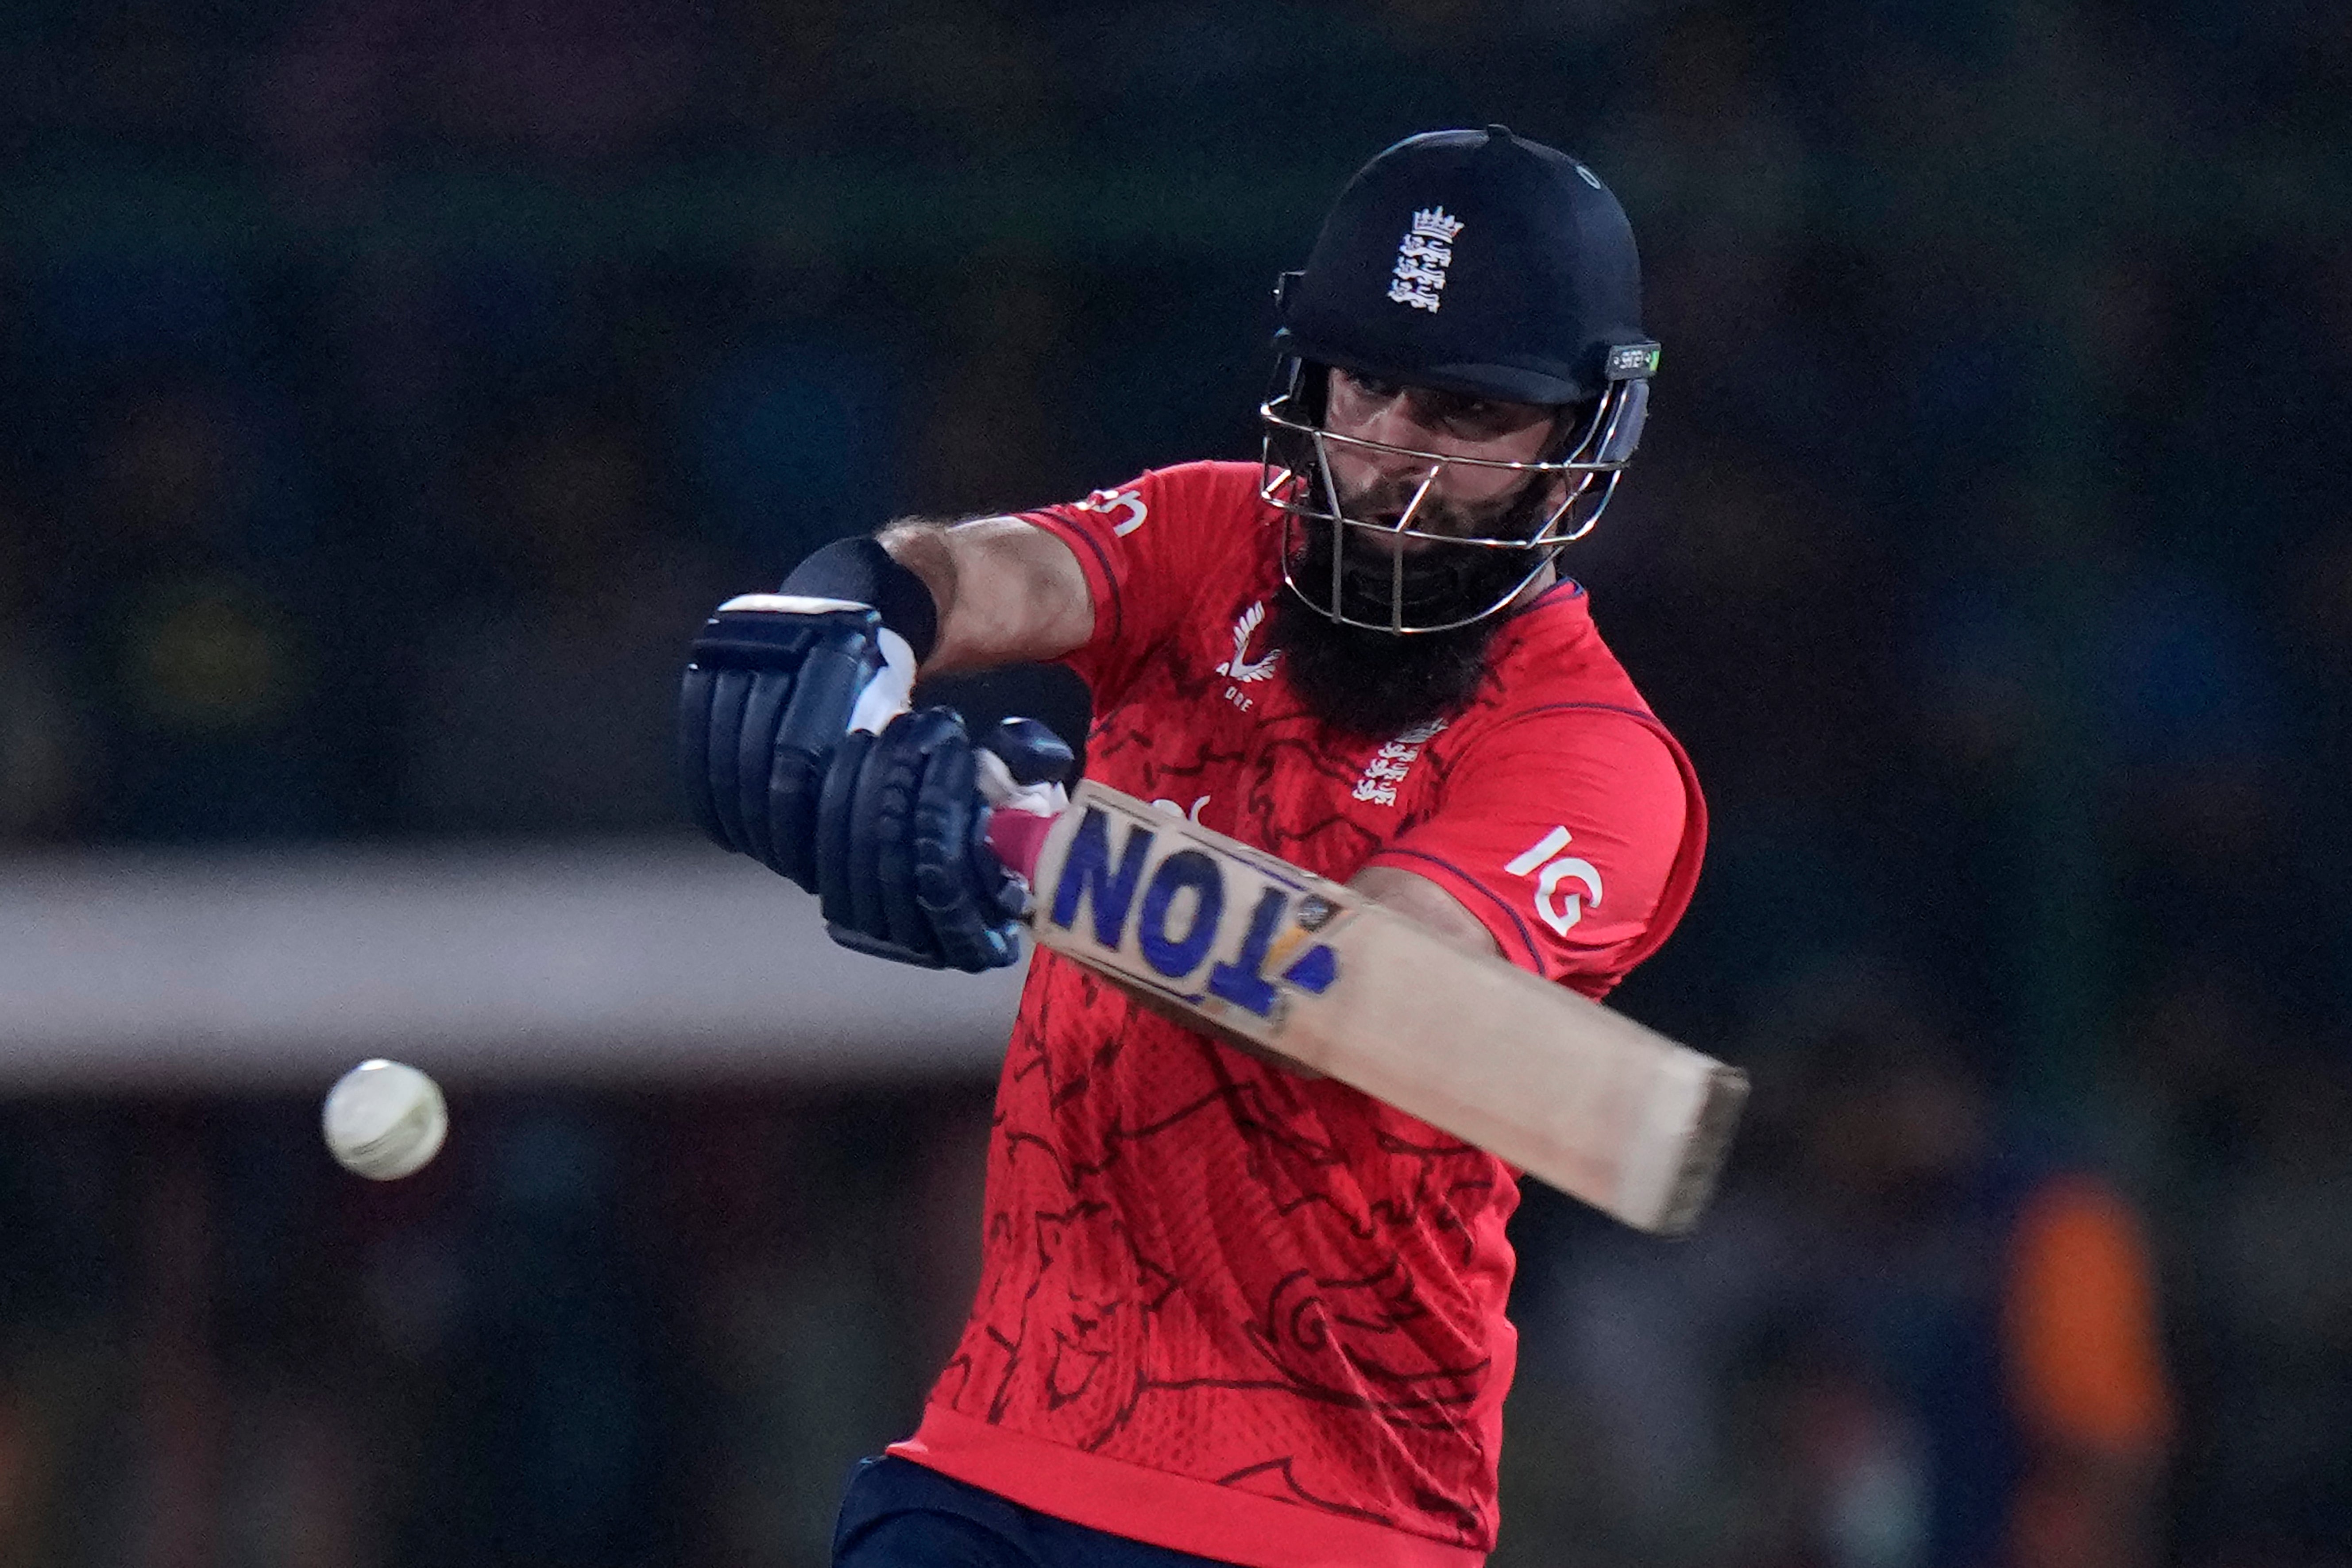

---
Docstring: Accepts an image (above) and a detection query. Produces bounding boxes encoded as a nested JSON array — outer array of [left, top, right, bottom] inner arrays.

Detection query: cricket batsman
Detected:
[[680, 126, 1707, 1568]]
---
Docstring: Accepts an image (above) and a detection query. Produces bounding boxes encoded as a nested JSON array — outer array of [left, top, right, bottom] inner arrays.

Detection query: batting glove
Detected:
[[816, 713, 1074, 972], [678, 595, 916, 890]]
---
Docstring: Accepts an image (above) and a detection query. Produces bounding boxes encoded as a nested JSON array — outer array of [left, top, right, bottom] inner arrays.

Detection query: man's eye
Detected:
[[1440, 401, 1504, 431], [1346, 372, 1400, 399]]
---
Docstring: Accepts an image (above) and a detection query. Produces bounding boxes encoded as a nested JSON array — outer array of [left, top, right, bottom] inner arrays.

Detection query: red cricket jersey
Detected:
[[890, 461, 1705, 1568]]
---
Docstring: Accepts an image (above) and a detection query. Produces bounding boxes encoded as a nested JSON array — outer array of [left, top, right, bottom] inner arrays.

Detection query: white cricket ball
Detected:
[[322, 1059, 448, 1181]]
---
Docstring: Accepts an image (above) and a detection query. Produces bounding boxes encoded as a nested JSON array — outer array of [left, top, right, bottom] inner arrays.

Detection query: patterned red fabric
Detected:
[[890, 461, 1705, 1568]]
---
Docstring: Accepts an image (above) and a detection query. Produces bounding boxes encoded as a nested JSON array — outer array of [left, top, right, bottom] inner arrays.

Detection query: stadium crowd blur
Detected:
[[2, 1, 2349, 1564]]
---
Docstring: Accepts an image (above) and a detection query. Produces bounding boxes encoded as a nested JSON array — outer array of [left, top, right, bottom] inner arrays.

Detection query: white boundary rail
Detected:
[[0, 838, 1025, 1088]]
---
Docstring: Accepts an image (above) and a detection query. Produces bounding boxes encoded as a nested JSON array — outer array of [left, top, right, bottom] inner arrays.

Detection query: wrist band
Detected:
[[780, 536, 940, 664]]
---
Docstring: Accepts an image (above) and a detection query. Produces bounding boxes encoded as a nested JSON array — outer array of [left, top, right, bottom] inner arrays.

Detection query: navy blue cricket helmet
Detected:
[[1259, 126, 1660, 632]]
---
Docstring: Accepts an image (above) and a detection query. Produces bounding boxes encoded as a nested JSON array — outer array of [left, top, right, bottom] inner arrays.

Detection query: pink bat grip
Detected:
[[985, 807, 1059, 881]]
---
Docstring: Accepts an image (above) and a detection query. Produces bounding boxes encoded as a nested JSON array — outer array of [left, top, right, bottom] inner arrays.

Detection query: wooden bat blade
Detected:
[[998, 781, 1746, 1235]]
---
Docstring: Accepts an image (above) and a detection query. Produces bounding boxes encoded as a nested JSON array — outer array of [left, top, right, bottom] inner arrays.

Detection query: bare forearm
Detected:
[[880, 516, 1094, 675], [1350, 864, 1502, 958]]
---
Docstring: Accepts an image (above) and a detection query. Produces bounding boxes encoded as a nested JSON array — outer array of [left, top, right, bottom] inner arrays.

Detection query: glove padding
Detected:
[[678, 595, 914, 889], [816, 711, 1073, 972]]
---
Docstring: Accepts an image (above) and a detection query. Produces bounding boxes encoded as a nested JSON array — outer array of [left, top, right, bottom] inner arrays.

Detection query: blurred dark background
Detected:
[[2, 0, 2349, 1564]]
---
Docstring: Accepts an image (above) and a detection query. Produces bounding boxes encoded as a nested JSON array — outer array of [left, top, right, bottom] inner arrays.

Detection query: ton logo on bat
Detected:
[[1044, 804, 1338, 1020]]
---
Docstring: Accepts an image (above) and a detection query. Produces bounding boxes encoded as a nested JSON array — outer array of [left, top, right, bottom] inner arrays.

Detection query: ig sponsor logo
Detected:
[[1506, 826, 1603, 937]]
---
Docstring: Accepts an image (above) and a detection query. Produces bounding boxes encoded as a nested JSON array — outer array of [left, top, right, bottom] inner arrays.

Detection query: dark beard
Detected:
[[1267, 570, 1508, 739]]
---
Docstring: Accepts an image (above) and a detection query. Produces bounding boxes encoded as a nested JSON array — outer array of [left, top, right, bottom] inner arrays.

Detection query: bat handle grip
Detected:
[[985, 807, 1059, 881]]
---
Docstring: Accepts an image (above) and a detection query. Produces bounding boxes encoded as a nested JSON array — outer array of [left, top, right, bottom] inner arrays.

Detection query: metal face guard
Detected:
[[1256, 366, 1648, 633]]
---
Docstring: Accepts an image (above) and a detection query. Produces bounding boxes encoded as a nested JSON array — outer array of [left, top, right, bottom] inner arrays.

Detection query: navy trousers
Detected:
[[832, 1456, 1239, 1568]]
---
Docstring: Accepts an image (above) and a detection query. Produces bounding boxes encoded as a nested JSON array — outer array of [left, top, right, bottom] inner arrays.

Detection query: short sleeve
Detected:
[[1015, 462, 1261, 706], [1364, 706, 1695, 996]]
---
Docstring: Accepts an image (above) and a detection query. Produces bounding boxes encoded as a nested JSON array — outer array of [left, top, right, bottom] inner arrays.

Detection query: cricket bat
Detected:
[[986, 780, 1747, 1236]]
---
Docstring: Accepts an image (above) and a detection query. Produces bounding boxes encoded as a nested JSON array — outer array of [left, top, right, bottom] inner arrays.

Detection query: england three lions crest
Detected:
[[1387, 207, 1464, 313]]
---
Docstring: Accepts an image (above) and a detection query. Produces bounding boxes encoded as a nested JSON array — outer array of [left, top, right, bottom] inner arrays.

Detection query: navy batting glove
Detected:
[[981, 716, 1076, 792], [814, 711, 1074, 973], [678, 595, 915, 890]]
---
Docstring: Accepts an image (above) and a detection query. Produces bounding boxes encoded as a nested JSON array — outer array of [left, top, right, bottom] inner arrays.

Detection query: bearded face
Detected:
[[1249, 359, 1655, 732], [1266, 565, 1508, 738], [1257, 367, 1582, 734], [1287, 456, 1572, 633]]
